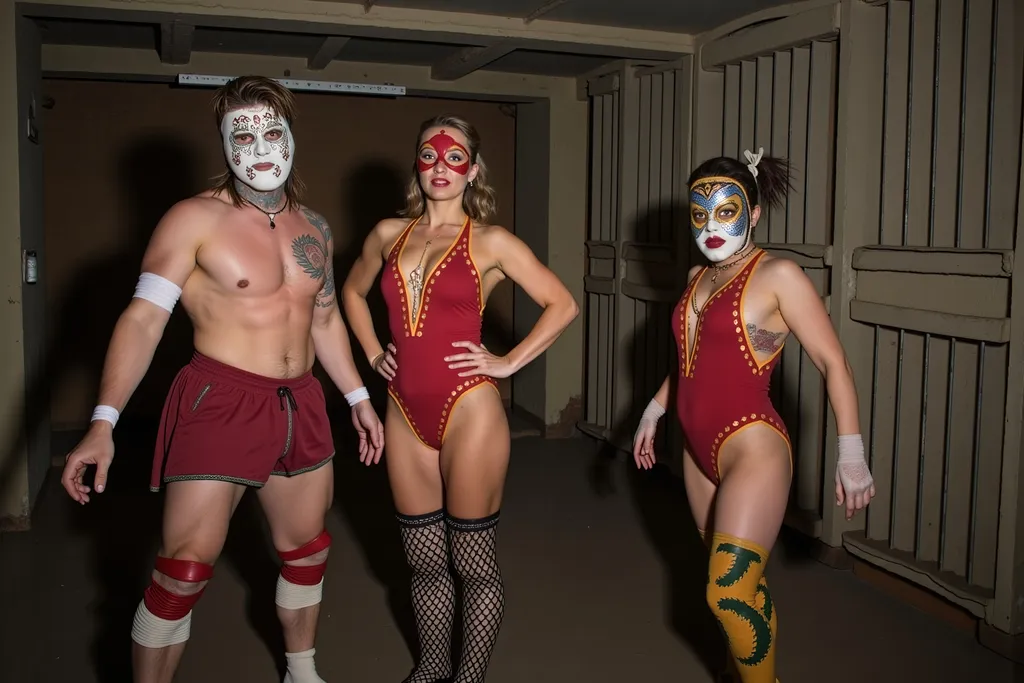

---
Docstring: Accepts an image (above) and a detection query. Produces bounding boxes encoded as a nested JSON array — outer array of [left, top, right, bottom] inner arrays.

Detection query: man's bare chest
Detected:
[[200, 210, 330, 296]]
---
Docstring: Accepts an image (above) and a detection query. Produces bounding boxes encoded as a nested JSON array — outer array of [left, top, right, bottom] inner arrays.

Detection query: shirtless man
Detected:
[[60, 75, 383, 683]]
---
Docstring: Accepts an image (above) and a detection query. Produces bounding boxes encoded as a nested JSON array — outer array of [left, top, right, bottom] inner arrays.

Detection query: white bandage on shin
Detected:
[[275, 576, 324, 611], [133, 272, 183, 314], [131, 600, 192, 648]]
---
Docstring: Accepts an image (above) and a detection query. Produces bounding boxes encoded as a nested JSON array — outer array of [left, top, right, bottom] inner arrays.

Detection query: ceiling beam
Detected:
[[307, 36, 350, 70], [159, 19, 194, 65], [701, 3, 840, 70], [523, 0, 571, 25], [23, 3, 691, 59], [431, 41, 519, 81]]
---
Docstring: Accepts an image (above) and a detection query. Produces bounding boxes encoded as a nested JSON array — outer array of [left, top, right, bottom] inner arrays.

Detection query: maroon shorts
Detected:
[[150, 352, 335, 491]]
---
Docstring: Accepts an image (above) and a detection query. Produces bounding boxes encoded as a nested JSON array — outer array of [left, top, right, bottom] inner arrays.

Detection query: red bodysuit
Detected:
[[381, 216, 498, 450], [674, 250, 791, 484]]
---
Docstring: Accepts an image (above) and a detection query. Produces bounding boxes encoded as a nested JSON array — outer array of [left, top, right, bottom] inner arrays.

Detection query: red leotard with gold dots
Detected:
[[381, 216, 498, 450], [673, 250, 791, 484]]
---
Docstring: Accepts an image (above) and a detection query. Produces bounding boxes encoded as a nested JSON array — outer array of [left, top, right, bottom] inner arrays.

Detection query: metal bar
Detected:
[[967, 341, 986, 585], [175, 73, 405, 96], [982, 1, 998, 248], [891, 329, 906, 544], [940, 338, 956, 564], [879, 3, 893, 246], [902, 1, 916, 246], [916, 333, 931, 557], [955, 0, 970, 248], [868, 323, 881, 537], [927, 0, 941, 247]]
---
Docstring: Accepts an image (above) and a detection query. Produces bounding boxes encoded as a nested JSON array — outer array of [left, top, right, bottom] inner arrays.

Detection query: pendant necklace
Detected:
[[408, 239, 433, 318], [244, 199, 284, 229], [710, 243, 757, 283], [692, 245, 759, 316]]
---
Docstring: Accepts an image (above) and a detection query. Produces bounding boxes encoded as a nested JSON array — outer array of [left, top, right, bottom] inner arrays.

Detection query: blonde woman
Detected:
[[342, 115, 578, 683]]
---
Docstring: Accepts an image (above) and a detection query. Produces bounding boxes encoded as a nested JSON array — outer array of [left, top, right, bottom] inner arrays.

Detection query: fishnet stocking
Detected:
[[448, 512, 504, 683], [398, 510, 455, 683]]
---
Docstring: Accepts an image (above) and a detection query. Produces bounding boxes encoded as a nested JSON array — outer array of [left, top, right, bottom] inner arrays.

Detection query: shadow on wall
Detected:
[[583, 200, 815, 679], [10, 134, 205, 681], [0, 133, 197, 522], [325, 159, 426, 659]]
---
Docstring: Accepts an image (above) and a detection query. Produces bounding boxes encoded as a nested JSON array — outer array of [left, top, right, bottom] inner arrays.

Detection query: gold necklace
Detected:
[[710, 243, 757, 283], [691, 246, 759, 316], [407, 238, 432, 318]]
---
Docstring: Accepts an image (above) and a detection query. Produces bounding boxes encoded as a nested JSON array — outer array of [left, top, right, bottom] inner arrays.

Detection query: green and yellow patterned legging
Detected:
[[699, 529, 779, 683]]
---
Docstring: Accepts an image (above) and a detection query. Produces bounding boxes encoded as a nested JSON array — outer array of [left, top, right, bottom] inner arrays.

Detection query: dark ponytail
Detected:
[[687, 152, 795, 211]]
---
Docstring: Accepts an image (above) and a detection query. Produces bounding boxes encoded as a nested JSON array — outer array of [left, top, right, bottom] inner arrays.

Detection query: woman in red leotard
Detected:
[[342, 115, 578, 683], [632, 150, 877, 683]]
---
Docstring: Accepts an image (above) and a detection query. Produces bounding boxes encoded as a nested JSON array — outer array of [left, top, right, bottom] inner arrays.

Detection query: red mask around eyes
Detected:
[[417, 130, 470, 175]]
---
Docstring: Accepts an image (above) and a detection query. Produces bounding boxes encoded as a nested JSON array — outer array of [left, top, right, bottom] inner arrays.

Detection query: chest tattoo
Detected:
[[291, 209, 335, 308]]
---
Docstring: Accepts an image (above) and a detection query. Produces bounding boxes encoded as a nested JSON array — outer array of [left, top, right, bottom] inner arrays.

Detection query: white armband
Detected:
[[92, 405, 120, 428], [344, 387, 370, 407], [133, 272, 182, 313]]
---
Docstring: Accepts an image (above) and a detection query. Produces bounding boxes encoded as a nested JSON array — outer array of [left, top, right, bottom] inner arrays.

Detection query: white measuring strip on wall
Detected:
[[176, 73, 406, 97]]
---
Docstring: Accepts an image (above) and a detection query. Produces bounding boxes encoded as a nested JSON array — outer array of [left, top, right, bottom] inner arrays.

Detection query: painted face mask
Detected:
[[221, 106, 294, 193], [689, 177, 752, 262], [417, 129, 471, 175]]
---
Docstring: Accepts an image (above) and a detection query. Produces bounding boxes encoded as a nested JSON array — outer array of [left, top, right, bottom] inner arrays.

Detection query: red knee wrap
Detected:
[[278, 530, 331, 586], [144, 557, 214, 621]]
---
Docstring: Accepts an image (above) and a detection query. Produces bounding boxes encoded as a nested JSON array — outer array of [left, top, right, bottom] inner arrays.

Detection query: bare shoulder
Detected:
[[370, 216, 410, 254], [298, 204, 329, 223], [686, 264, 703, 283], [375, 216, 409, 239], [153, 195, 226, 238], [296, 204, 332, 239], [755, 253, 816, 301], [472, 223, 516, 249], [139, 195, 226, 277], [757, 253, 805, 282]]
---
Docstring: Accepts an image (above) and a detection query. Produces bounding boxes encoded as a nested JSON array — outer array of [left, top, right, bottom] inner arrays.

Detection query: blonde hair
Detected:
[[210, 75, 306, 211], [400, 114, 498, 223]]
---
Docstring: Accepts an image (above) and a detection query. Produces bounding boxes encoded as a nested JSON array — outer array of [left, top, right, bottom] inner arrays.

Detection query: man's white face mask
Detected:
[[220, 105, 294, 193]]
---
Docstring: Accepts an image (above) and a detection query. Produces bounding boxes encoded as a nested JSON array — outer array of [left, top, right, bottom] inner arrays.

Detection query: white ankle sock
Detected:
[[283, 648, 325, 683]]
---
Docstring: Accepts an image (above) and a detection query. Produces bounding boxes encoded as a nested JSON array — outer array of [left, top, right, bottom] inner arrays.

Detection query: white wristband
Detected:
[[837, 434, 865, 463], [641, 398, 667, 423], [92, 405, 120, 428], [344, 387, 370, 407]]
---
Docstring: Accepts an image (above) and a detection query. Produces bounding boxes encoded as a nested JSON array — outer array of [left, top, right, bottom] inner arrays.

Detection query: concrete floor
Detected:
[[1, 425, 1018, 683]]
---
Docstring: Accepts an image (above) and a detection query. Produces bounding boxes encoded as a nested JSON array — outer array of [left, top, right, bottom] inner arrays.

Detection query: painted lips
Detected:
[[252, 162, 275, 172], [431, 178, 450, 187], [704, 236, 726, 249]]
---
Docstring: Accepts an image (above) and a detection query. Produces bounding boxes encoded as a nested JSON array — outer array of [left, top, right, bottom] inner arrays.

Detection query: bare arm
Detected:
[[341, 221, 393, 367], [307, 212, 366, 397], [773, 259, 860, 435], [488, 227, 579, 372], [93, 199, 205, 428]]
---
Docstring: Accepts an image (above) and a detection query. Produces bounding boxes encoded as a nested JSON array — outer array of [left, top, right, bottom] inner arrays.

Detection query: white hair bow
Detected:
[[743, 147, 764, 180]]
